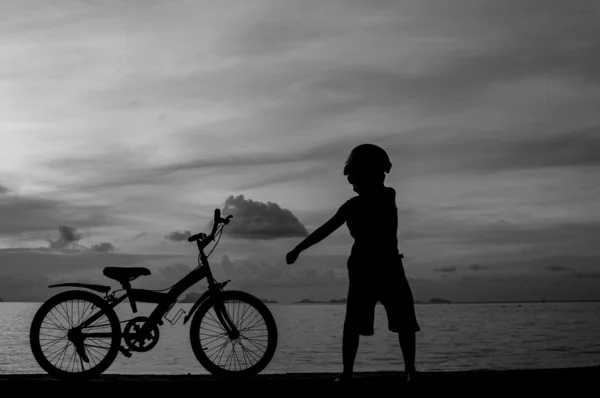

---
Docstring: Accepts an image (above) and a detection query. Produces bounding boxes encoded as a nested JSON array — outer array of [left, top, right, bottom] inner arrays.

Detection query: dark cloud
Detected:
[[43, 225, 118, 253], [434, 266, 457, 273], [220, 195, 308, 240], [0, 184, 9, 194], [48, 225, 82, 249], [165, 230, 192, 242]]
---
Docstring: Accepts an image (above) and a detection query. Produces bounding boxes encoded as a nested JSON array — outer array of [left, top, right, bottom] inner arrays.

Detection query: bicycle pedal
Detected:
[[119, 347, 132, 358]]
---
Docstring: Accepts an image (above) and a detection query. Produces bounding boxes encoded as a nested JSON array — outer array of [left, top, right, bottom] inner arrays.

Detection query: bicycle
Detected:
[[29, 208, 278, 381]]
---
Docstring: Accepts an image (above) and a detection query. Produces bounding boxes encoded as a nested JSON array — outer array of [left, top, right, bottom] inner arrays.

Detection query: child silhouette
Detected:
[[286, 143, 420, 383]]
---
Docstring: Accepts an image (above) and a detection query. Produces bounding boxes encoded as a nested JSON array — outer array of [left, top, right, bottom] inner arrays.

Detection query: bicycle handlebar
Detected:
[[187, 208, 233, 249]]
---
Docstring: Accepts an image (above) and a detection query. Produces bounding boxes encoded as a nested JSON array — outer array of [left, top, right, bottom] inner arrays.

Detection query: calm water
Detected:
[[1, 301, 599, 375]]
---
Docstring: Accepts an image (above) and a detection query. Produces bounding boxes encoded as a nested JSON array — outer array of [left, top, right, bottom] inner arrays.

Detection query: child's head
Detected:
[[343, 143, 391, 194]]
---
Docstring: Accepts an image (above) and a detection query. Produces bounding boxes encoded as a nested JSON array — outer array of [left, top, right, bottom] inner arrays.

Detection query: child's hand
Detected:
[[286, 249, 300, 265]]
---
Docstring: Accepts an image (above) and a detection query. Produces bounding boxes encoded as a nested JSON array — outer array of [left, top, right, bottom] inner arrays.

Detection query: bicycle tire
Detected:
[[29, 289, 121, 380], [189, 290, 278, 377]]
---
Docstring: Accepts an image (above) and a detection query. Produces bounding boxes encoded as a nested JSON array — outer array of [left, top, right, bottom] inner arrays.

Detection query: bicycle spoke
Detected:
[[240, 335, 267, 353], [208, 339, 230, 364], [240, 340, 262, 363], [41, 320, 67, 332], [40, 337, 67, 353], [47, 310, 69, 331], [47, 342, 69, 365]]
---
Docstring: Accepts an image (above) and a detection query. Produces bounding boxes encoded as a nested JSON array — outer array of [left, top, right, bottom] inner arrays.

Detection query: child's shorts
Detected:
[[344, 259, 421, 336]]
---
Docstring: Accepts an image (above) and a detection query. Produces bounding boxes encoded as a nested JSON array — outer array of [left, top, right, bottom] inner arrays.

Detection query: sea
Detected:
[[1, 301, 599, 375]]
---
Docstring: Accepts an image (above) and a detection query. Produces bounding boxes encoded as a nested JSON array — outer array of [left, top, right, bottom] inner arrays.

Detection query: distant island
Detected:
[[429, 298, 451, 304], [293, 298, 347, 304], [261, 299, 279, 304], [0, 298, 3, 302]]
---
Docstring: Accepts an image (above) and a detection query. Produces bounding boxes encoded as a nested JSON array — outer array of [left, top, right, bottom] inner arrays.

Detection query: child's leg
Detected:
[[342, 326, 360, 375], [341, 280, 375, 377], [398, 329, 416, 373]]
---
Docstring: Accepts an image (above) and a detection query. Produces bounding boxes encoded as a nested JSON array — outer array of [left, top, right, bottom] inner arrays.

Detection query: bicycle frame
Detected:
[[76, 215, 237, 341]]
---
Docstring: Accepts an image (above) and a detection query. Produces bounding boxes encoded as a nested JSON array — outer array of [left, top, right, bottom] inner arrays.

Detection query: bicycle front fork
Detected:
[[213, 296, 239, 339]]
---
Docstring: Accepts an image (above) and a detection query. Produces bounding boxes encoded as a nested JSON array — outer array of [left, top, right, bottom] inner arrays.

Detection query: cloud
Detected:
[[43, 225, 118, 253], [48, 225, 82, 249], [220, 195, 308, 240], [0, 184, 9, 194], [165, 230, 192, 242]]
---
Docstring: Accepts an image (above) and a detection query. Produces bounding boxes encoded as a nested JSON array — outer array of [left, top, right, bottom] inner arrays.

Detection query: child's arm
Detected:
[[286, 204, 348, 264]]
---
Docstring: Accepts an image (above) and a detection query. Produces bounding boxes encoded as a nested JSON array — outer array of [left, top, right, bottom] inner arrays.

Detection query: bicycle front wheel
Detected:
[[189, 290, 278, 377], [29, 290, 121, 380]]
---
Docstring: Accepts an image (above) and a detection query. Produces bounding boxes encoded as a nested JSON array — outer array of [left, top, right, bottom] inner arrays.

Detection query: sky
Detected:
[[1, 0, 599, 302]]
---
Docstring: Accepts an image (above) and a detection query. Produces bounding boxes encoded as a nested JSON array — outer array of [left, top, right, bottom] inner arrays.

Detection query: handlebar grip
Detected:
[[187, 233, 202, 242], [214, 208, 221, 222]]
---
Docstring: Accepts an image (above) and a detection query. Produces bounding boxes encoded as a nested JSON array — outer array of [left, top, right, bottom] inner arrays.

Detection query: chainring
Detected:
[[123, 316, 160, 352]]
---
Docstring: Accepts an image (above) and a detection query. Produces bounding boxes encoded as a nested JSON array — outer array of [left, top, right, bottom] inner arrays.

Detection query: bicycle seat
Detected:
[[103, 267, 151, 284]]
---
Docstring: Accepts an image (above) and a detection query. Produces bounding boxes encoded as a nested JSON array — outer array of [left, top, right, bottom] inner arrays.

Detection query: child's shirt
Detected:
[[339, 186, 402, 280]]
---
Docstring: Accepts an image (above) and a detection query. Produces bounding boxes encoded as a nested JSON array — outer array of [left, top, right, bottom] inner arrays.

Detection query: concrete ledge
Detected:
[[1, 366, 598, 393]]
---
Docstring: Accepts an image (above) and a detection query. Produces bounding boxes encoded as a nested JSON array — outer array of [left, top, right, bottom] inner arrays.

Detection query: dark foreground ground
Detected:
[[1, 366, 598, 394]]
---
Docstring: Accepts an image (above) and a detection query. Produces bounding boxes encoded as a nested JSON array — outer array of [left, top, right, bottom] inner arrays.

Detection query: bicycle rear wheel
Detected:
[[189, 290, 278, 377], [29, 290, 121, 380]]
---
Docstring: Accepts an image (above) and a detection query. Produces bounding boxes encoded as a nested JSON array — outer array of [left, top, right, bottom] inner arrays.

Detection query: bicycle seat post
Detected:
[[122, 280, 137, 313]]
